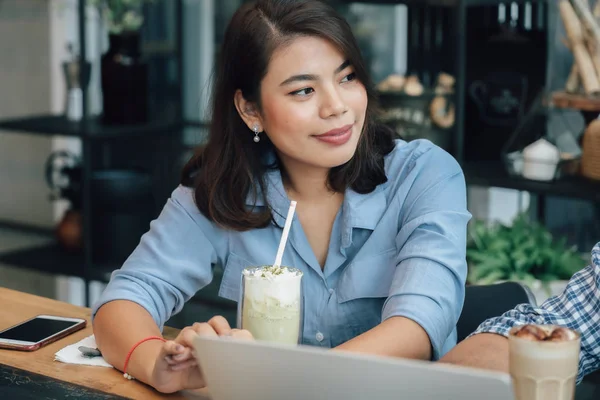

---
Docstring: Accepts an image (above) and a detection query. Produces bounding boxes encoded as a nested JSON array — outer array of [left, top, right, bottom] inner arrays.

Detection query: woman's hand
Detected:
[[151, 316, 253, 394]]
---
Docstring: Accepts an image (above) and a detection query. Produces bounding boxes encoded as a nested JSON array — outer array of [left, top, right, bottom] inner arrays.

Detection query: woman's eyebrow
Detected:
[[279, 60, 351, 86]]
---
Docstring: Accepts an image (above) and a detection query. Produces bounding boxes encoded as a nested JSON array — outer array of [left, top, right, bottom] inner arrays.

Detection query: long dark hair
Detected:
[[182, 0, 395, 231]]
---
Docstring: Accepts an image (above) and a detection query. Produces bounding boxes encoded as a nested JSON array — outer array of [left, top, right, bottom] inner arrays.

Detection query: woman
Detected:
[[93, 0, 471, 394]]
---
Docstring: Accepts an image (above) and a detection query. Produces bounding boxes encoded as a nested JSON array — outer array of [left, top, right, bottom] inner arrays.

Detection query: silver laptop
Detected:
[[192, 335, 515, 400]]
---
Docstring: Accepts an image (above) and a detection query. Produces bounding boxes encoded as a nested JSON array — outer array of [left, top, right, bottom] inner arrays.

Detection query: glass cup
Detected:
[[237, 265, 303, 345], [508, 324, 581, 400]]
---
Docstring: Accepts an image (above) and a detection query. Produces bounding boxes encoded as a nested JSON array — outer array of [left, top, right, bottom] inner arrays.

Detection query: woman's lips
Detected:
[[313, 124, 353, 145]]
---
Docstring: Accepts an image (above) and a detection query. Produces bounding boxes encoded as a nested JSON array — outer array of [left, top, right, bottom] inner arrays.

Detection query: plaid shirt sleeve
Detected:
[[469, 242, 600, 384]]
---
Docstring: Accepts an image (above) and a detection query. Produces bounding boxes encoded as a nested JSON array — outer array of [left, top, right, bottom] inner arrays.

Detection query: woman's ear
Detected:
[[234, 89, 263, 132]]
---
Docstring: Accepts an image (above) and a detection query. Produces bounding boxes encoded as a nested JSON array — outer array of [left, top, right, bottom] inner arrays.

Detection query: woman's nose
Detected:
[[319, 86, 348, 119]]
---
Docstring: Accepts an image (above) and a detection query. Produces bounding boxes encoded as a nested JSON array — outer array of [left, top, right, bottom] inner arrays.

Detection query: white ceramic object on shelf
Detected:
[[522, 138, 560, 181], [66, 87, 83, 121]]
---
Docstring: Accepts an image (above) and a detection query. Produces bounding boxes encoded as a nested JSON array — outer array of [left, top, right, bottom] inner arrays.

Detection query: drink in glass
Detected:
[[508, 324, 580, 400], [238, 265, 303, 345]]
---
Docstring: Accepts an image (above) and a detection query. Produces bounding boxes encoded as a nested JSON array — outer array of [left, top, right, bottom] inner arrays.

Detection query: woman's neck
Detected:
[[279, 158, 336, 203]]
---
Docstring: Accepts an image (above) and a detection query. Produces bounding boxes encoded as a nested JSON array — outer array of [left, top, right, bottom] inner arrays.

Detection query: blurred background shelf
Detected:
[[0, 243, 114, 283], [464, 161, 600, 203], [0, 222, 115, 283], [0, 114, 184, 140]]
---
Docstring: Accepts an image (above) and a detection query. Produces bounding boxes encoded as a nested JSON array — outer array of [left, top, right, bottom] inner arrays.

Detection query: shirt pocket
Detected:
[[218, 252, 256, 302], [332, 248, 396, 342]]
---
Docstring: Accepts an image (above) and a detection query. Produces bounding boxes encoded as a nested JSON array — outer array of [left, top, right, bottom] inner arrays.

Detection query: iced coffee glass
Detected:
[[508, 324, 581, 400], [237, 265, 303, 345]]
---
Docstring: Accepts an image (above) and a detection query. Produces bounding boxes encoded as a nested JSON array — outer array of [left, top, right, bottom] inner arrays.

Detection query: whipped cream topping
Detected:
[[242, 266, 302, 308], [243, 265, 302, 280], [512, 325, 578, 342]]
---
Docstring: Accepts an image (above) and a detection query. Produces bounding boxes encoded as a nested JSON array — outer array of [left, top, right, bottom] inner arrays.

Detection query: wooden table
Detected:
[[0, 287, 208, 399]]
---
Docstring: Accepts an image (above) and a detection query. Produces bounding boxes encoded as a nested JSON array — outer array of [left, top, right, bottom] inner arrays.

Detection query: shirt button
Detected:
[[315, 332, 324, 342], [328, 288, 334, 294]]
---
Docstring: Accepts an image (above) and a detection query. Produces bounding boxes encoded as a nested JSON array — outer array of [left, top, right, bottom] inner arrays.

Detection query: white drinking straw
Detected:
[[273, 200, 297, 269]]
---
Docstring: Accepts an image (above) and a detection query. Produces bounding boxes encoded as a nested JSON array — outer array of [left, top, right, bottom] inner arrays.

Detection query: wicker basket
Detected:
[[581, 120, 600, 180]]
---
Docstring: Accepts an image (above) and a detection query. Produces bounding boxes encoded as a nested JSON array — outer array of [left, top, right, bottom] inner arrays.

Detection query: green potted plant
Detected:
[[467, 212, 587, 304]]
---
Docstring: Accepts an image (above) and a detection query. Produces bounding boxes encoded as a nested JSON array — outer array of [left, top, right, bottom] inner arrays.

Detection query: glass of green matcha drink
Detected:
[[237, 265, 303, 345]]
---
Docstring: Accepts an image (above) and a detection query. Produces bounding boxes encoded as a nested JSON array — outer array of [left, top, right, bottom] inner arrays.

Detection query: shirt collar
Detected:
[[340, 184, 387, 248], [592, 242, 600, 267], [243, 159, 389, 238]]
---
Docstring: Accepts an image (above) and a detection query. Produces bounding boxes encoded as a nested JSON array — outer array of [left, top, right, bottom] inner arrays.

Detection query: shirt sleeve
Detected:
[[470, 242, 600, 383], [91, 185, 227, 329], [382, 146, 471, 360]]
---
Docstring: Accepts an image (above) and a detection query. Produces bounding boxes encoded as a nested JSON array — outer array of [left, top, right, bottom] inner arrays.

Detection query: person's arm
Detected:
[[338, 148, 471, 361], [93, 301, 164, 386], [335, 316, 432, 360], [92, 186, 224, 389], [438, 333, 509, 373], [441, 245, 600, 384]]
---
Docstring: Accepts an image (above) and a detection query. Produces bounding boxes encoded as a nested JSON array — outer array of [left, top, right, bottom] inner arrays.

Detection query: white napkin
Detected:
[[54, 334, 113, 368]]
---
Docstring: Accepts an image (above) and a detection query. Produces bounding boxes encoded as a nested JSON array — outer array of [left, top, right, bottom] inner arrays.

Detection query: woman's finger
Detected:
[[165, 352, 194, 364], [190, 322, 219, 337], [169, 358, 198, 371], [173, 347, 193, 361], [231, 329, 254, 341], [164, 354, 178, 366], [207, 316, 232, 336], [162, 340, 185, 356], [163, 323, 221, 364], [175, 324, 214, 347]]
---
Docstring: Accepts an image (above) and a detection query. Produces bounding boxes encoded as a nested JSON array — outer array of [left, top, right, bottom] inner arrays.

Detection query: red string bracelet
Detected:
[[122, 336, 166, 380]]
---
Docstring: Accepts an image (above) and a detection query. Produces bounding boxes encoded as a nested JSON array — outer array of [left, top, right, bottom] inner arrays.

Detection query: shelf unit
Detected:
[[463, 161, 600, 203], [341, 0, 556, 164], [0, 0, 187, 306], [0, 242, 114, 283], [340, 1, 600, 220], [0, 114, 184, 140]]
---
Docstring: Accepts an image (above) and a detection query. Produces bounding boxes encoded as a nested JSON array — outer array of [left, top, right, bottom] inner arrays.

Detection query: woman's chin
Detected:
[[315, 146, 358, 169]]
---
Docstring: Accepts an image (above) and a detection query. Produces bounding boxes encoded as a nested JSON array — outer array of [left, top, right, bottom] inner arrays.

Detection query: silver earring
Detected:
[[252, 124, 261, 143]]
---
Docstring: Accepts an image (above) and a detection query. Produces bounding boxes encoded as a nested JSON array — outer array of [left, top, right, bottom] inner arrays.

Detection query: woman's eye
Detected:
[[290, 87, 315, 96], [341, 72, 356, 83]]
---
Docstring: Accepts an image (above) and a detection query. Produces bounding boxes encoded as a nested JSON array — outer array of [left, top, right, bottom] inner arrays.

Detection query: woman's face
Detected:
[[254, 36, 368, 172]]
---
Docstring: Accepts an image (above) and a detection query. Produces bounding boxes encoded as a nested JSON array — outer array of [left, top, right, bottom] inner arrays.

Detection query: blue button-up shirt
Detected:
[[92, 139, 471, 359]]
